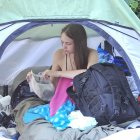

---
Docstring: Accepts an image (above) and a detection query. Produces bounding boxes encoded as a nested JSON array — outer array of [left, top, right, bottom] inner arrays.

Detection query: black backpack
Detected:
[[10, 80, 38, 109], [67, 63, 140, 125]]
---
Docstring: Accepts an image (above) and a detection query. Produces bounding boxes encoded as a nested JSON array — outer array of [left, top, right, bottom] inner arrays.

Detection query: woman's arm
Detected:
[[44, 49, 98, 79], [44, 69, 86, 79], [56, 49, 98, 79], [42, 50, 61, 87]]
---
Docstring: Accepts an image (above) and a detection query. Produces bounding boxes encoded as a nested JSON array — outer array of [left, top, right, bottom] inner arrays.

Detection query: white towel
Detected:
[[68, 110, 98, 130]]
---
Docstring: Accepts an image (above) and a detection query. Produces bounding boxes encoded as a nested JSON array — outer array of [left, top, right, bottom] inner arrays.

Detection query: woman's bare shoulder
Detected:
[[89, 48, 98, 55], [87, 48, 98, 67], [54, 49, 65, 58]]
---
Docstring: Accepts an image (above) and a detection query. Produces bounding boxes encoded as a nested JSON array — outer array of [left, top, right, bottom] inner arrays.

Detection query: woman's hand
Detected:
[[26, 71, 32, 82], [42, 70, 51, 79], [42, 70, 60, 79]]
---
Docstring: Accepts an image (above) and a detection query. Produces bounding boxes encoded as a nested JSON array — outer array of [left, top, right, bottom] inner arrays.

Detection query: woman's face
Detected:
[[61, 32, 75, 54]]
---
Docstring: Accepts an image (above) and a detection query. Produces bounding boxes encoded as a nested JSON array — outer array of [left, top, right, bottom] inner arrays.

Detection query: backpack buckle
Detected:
[[114, 109, 119, 116]]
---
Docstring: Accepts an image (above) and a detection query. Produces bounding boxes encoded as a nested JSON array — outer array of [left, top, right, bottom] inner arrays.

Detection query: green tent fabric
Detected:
[[0, 0, 140, 31]]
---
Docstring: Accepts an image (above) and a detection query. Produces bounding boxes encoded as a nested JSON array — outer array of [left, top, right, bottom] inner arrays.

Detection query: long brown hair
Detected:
[[61, 24, 89, 69]]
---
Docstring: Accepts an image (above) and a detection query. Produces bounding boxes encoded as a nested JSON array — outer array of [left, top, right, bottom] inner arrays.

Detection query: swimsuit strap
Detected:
[[66, 53, 74, 71], [66, 54, 67, 71], [69, 53, 74, 70]]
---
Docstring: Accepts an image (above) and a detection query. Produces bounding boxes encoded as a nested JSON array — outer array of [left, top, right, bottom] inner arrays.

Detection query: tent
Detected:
[[0, 0, 140, 95]]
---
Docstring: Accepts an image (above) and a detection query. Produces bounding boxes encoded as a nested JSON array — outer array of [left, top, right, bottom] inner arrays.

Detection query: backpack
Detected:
[[67, 63, 140, 125], [10, 80, 38, 109]]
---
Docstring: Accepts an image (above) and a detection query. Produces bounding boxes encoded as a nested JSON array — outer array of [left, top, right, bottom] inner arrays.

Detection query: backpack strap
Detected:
[[73, 71, 89, 94], [91, 64, 121, 117], [101, 70, 121, 116], [72, 70, 93, 116], [107, 81, 121, 120]]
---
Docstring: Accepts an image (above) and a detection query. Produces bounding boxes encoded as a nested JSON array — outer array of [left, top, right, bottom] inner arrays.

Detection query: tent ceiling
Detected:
[[15, 24, 99, 40]]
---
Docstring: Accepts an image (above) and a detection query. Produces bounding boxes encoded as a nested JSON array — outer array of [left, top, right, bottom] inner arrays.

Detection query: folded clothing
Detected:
[[68, 110, 98, 130]]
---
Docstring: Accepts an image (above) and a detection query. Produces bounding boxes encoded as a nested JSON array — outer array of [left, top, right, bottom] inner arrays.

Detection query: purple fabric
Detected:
[[50, 77, 73, 116]]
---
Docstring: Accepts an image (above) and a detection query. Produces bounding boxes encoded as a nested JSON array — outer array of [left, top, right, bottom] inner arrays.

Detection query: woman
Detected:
[[43, 23, 98, 88], [41, 23, 98, 116], [26, 23, 98, 116], [16, 24, 98, 138]]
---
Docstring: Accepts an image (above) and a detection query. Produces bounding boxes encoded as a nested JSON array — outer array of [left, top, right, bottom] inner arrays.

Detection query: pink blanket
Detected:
[[50, 77, 73, 116]]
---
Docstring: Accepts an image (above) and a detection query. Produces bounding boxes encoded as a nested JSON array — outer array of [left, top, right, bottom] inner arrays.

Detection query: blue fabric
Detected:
[[23, 100, 75, 130], [97, 43, 114, 63], [23, 104, 50, 123], [113, 56, 131, 76]]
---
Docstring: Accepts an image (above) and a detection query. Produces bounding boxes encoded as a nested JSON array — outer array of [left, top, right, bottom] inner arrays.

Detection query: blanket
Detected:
[[14, 97, 125, 140]]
